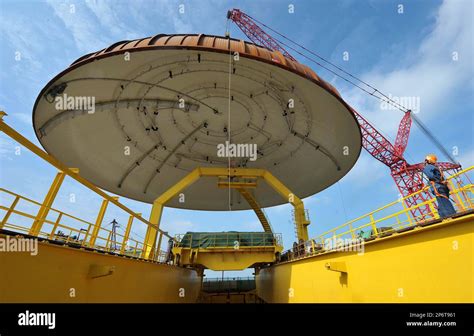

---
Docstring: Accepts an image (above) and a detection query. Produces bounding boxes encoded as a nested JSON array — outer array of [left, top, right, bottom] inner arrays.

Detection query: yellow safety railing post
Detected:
[[105, 231, 112, 250], [88, 197, 116, 248], [142, 202, 164, 259], [428, 200, 439, 219], [349, 223, 356, 240], [120, 213, 138, 255], [134, 241, 139, 257], [82, 223, 93, 246], [370, 214, 378, 236], [0, 195, 20, 230], [0, 114, 174, 245], [29, 170, 67, 236], [450, 180, 466, 211], [48, 213, 63, 239], [156, 232, 164, 257], [400, 199, 414, 227]]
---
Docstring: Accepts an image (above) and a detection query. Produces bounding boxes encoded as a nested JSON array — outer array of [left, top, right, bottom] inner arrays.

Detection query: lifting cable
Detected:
[[244, 14, 458, 164], [227, 38, 233, 210]]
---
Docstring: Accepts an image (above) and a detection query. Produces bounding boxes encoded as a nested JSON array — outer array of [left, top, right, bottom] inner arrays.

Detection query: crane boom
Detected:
[[227, 9, 297, 61], [227, 8, 461, 221]]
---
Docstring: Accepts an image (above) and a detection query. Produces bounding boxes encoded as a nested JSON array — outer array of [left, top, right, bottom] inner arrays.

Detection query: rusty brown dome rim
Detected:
[[33, 33, 359, 137]]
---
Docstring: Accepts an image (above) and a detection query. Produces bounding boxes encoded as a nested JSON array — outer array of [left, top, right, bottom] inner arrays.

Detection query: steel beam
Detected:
[[29, 171, 67, 236], [142, 167, 310, 256], [120, 213, 139, 255]]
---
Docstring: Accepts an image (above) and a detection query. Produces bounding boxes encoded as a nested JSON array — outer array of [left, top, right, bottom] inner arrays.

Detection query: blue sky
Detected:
[[0, 0, 472, 277]]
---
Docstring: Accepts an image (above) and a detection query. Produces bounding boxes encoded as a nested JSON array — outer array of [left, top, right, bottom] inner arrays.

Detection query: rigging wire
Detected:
[[242, 13, 458, 164], [227, 38, 233, 211], [246, 13, 409, 113], [410, 113, 458, 163]]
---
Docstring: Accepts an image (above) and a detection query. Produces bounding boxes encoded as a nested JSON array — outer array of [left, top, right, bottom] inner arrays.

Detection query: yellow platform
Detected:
[[0, 115, 473, 303], [256, 214, 473, 303]]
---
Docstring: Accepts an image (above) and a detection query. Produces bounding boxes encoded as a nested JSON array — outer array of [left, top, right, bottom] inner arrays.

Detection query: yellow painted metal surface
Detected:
[[176, 248, 280, 271], [172, 232, 283, 270], [0, 187, 167, 262], [256, 215, 474, 303], [1, 114, 473, 304], [0, 235, 202, 303], [142, 166, 311, 255], [237, 188, 272, 233]]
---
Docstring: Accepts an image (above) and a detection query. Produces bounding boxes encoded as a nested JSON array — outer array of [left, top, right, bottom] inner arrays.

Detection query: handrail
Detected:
[[203, 277, 255, 282], [0, 115, 172, 241], [0, 187, 169, 262], [174, 232, 283, 249], [317, 166, 473, 239], [279, 165, 473, 263]]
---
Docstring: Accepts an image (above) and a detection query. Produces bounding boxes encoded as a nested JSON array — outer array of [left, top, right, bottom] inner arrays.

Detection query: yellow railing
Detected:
[[0, 187, 169, 263], [280, 166, 474, 262], [0, 113, 175, 263], [175, 232, 283, 249]]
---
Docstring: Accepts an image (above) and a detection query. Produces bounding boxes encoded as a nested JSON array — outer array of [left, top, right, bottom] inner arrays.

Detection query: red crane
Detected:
[[227, 8, 461, 220]]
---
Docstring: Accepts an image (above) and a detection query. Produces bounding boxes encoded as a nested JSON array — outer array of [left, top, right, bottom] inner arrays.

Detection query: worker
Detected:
[[423, 154, 456, 218]]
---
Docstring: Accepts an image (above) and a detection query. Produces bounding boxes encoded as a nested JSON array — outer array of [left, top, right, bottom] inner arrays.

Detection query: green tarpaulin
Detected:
[[177, 232, 276, 248]]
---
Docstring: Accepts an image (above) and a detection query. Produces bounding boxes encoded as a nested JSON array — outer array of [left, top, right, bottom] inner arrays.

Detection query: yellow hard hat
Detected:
[[425, 154, 437, 164]]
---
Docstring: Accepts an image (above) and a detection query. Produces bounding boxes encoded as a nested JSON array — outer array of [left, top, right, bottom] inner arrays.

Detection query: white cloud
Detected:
[[341, 152, 387, 186], [46, 0, 109, 53], [0, 14, 43, 81], [162, 219, 197, 236], [83, 0, 143, 40], [342, 0, 473, 139], [0, 136, 18, 159]]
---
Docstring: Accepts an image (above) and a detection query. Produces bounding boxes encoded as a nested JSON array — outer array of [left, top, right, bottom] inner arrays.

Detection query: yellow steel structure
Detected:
[[217, 178, 272, 233], [175, 246, 282, 271], [29, 170, 66, 236], [0, 112, 172, 254], [256, 166, 474, 303], [256, 214, 473, 303], [0, 187, 167, 260], [1, 110, 473, 303], [0, 233, 201, 303], [142, 167, 311, 259], [120, 213, 140, 255], [89, 198, 114, 247], [237, 188, 272, 233], [172, 232, 283, 270]]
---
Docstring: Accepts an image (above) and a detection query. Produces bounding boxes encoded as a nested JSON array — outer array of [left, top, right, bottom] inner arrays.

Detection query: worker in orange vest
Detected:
[[422, 154, 456, 218]]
